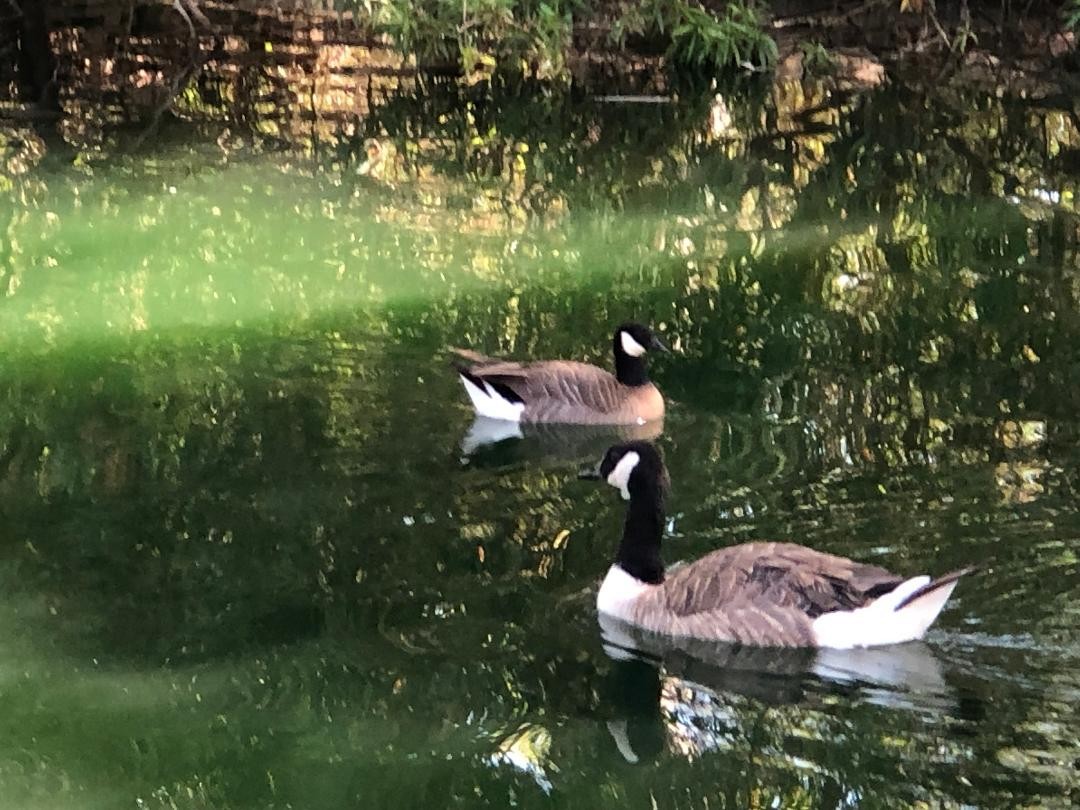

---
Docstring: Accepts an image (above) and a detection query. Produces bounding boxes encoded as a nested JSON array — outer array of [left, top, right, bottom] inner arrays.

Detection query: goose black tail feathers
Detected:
[[894, 566, 977, 611], [452, 362, 525, 405]]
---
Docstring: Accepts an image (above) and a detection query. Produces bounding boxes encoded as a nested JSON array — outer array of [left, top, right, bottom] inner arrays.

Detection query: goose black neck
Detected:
[[615, 484, 665, 585], [614, 350, 650, 387]]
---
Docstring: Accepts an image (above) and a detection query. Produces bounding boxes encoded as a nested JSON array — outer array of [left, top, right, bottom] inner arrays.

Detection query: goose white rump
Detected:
[[458, 373, 526, 422], [810, 575, 962, 649]]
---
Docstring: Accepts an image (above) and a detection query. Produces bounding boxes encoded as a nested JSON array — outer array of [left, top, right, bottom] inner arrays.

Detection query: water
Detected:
[[2, 82, 1080, 808]]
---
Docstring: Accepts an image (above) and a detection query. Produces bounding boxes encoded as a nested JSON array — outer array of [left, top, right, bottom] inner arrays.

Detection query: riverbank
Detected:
[[0, 0, 1077, 171]]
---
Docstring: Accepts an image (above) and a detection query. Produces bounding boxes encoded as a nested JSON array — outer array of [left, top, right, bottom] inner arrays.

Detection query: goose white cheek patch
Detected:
[[606, 451, 641, 500], [620, 331, 648, 357]]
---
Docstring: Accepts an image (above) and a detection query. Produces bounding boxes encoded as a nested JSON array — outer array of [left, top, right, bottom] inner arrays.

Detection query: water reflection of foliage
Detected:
[[4, 82, 1080, 509], [4, 79, 1080, 807]]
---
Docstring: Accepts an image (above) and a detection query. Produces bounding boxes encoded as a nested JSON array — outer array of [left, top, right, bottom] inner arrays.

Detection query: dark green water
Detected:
[[3, 83, 1080, 808]]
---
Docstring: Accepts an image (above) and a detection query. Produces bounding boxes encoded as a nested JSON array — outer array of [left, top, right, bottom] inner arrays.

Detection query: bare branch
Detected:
[[172, 0, 196, 43], [181, 0, 212, 29], [130, 0, 208, 150]]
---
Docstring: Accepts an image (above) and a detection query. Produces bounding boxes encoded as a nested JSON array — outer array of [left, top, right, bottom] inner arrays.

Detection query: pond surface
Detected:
[[2, 82, 1080, 808]]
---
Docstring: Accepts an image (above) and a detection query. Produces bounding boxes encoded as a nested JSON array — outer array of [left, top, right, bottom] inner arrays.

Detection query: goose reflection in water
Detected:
[[459, 415, 664, 462], [597, 613, 954, 764]]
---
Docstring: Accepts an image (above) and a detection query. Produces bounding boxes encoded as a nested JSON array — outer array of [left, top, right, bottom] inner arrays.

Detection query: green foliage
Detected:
[[1065, 0, 1080, 31], [355, 0, 776, 80], [611, 0, 778, 73], [800, 40, 834, 76], [368, 0, 577, 80], [668, 0, 777, 71]]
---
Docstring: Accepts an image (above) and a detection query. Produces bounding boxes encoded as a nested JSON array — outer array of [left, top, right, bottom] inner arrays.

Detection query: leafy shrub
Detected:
[[352, 0, 777, 79], [1065, 0, 1080, 31], [800, 40, 834, 76], [668, 0, 777, 71], [369, 0, 576, 79], [611, 0, 778, 73]]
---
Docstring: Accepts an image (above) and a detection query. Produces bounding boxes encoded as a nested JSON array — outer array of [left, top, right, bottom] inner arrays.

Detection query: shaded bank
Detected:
[[1, 0, 1077, 161]]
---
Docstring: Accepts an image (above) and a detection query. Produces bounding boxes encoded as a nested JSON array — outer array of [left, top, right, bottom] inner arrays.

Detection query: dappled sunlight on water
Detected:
[[2, 79, 1080, 807]]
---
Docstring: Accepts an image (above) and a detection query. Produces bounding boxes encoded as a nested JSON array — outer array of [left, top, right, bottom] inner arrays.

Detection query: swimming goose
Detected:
[[580, 442, 972, 649], [451, 323, 668, 425]]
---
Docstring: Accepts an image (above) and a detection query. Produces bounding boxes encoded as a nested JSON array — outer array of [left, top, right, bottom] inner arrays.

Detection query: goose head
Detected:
[[579, 441, 669, 503], [612, 323, 669, 387], [613, 323, 669, 359]]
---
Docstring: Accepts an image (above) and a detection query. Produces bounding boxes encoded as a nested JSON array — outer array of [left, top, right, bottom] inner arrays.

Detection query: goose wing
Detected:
[[663, 542, 903, 619], [458, 359, 625, 416]]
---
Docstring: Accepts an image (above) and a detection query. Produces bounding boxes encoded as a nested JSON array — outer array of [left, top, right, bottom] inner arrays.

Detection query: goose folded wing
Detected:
[[662, 542, 903, 619], [470, 361, 624, 413]]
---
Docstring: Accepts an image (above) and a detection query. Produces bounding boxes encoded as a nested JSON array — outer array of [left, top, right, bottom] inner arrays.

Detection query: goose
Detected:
[[451, 323, 668, 425], [579, 442, 973, 649]]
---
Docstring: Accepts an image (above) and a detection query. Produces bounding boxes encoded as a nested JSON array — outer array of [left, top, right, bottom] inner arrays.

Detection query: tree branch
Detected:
[[130, 0, 209, 150]]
